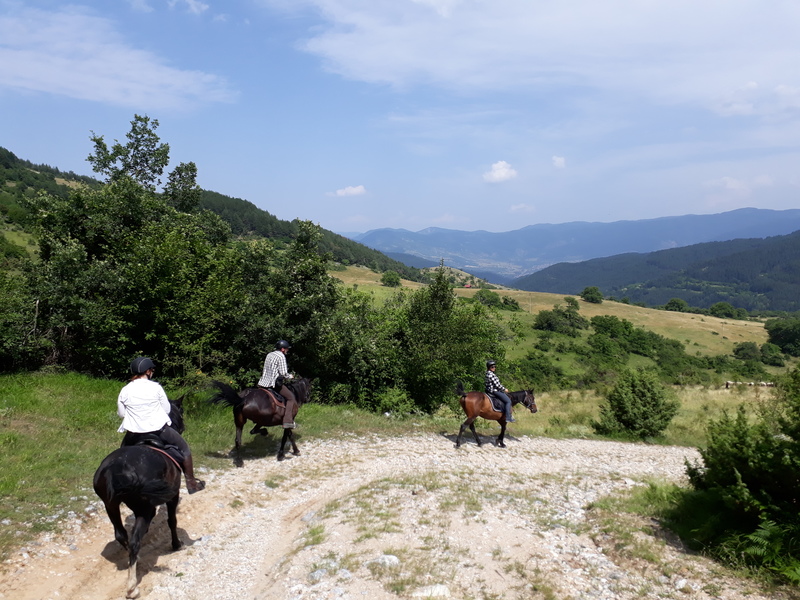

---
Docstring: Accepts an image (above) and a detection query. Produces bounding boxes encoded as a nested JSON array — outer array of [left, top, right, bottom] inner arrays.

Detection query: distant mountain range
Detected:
[[345, 208, 800, 283], [511, 230, 800, 312]]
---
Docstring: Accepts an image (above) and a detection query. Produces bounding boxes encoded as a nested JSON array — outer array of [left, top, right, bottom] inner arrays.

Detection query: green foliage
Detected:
[[679, 366, 800, 580], [508, 349, 569, 391], [765, 317, 800, 357], [580, 286, 603, 304], [389, 265, 504, 411], [533, 300, 589, 337], [87, 115, 171, 190], [733, 341, 761, 362], [473, 288, 501, 308], [664, 297, 689, 312], [380, 270, 401, 287], [594, 369, 679, 438], [760, 342, 785, 367]]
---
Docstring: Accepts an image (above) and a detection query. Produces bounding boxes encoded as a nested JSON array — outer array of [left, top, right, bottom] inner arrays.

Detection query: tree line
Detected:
[[0, 116, 500, 412]]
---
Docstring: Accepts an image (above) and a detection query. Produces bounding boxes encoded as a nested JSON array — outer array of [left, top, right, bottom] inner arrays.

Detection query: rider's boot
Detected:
[[182, 454, 206, 494], [506, 413, 516, 423]]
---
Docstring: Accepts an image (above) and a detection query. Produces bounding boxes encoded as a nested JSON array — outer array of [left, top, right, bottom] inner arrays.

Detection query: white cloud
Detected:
[[269, 1, 800, 116], [169, 0, 210, 15], [510, 203, 535, 213], [483, 161, 517, 183], [552, 155, 566, 168], [334, 185, 366, 196], [704, 176, 750, 194], [127, 0, 154, 12], [0, 6, 236, 110]]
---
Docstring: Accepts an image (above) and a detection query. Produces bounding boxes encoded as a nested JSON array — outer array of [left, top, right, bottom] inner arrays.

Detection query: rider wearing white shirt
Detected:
[[118, 357, 205, 494]]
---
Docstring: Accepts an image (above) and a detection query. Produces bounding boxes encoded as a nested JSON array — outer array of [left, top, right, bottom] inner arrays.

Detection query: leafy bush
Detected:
[[680, 365, 800, 581], [580, 286, 603, 304], [593, 369, 679, 438], [380, 270, 401, 287]]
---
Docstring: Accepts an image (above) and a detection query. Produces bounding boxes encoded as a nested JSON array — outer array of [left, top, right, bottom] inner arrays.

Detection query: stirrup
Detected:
[[187, 479, 205, 494]]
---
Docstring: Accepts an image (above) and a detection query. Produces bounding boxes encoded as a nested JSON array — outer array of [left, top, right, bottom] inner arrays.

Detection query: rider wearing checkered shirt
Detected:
[[485, 360, 515, 423]]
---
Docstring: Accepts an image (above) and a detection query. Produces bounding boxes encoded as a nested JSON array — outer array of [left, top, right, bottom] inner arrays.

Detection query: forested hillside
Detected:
[[0, 146, 421, 280], [511, 232, 800, 312]]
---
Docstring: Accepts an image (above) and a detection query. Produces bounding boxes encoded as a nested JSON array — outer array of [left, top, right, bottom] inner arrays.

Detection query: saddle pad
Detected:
[[487, 394, 503, 413]]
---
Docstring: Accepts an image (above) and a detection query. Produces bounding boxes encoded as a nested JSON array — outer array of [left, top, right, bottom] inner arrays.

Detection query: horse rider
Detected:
[[485, 360, 515, 423], [117, 357, 205, 494], [258, 340, 297, 429]]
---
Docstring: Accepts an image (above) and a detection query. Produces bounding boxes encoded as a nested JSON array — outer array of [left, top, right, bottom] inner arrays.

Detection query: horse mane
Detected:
[[168, 396, 185, 434], [286, 377, 312, 404]]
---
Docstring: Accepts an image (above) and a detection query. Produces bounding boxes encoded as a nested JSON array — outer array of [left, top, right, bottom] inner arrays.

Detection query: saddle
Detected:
[[121, 431, 185, 464], [259, 386, 286, 405], [486, 393, 505, 413]]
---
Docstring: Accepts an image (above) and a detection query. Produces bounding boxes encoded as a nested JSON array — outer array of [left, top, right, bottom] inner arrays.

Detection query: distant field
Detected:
[[330, 265, 769, 361]]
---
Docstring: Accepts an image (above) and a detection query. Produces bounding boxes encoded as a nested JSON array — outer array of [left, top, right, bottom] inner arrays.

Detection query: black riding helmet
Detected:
[[130, 356, 155, 375], [275, 340, 291, 350], [486, 360, 497, 369]]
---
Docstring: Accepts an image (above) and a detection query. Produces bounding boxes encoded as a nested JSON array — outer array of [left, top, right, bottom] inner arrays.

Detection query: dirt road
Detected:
[[0, 434, 790, 600]]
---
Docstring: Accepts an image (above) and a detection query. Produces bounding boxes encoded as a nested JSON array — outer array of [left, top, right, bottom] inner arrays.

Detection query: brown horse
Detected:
[[454, 382, 537, 448], [210, 378, 311, 465]]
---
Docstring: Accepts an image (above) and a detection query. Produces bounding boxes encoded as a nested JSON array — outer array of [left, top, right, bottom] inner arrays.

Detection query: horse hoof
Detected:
[[277, 455, 285, 462], [127, 586, 140, 599]]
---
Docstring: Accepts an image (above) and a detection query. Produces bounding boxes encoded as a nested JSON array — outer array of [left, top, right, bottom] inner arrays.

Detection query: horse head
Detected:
[[520, 389, 538, 414], [169, 395, 186, 434], [287, 377, 312, 405]]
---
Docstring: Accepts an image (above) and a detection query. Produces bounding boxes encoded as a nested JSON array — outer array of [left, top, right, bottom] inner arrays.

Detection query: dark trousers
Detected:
[[493, 391, 512, 419], [277, 385, 297, 426]]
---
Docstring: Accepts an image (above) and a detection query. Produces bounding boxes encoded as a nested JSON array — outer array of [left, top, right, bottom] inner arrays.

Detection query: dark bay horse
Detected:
[[93, 398, 185, 599], [454, 382, 537, 448], [210, 377, 312, 464]]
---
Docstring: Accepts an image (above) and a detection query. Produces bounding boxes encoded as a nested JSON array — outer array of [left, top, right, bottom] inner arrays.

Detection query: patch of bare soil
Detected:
[[0, 434, 796, 600]]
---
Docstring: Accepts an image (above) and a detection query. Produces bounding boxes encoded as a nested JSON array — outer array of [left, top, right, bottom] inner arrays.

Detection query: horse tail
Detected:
[[209, 380, 245, 408], [454, 381, 467, 397]]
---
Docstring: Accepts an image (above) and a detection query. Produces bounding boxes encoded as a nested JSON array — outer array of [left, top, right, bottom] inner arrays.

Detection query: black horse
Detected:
[[93, 398, 185, 599], [210, 377, 312, 464], [455, 382, 537, 448]]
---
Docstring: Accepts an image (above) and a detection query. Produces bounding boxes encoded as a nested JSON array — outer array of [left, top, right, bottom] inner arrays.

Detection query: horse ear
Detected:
[[172, 393, 185, 408]]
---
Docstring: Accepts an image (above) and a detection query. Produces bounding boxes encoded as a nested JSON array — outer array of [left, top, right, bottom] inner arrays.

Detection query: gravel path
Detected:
[[0, 434, 794, 600]]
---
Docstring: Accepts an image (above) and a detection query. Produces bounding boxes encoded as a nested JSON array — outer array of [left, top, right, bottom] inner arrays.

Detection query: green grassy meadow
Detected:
[[0, 369, 769, 562]]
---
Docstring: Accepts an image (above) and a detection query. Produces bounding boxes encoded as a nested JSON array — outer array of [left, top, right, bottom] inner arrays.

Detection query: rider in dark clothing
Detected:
[[485, 360, 515, 422]]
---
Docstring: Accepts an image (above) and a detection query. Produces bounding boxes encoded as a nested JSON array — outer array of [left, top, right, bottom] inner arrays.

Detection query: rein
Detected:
[[143, 445, 182, 470]]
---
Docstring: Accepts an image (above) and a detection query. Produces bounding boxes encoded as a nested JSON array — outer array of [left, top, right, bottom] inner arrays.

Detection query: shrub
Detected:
[[380, 270, 401, 287], [593, 369, 679, 438], [678, 366, 800, 581]]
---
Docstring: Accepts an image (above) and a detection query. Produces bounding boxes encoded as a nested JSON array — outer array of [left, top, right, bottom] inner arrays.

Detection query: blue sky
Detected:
[[1, 0, 799, 234]]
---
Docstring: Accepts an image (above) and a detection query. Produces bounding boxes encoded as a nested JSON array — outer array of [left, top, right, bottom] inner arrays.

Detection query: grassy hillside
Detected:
[[332, 265, 769, 360]]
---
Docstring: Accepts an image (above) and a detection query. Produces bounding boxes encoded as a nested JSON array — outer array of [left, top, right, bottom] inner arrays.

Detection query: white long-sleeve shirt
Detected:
[[117, 378, 172, 433]]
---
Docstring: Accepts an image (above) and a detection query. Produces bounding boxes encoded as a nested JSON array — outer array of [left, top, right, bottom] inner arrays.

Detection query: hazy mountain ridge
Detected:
[[347, 208, 800, 282]]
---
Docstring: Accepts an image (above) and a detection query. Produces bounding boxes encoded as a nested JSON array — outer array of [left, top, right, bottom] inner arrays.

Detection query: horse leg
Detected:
[[469, 422, 481, 446], [277, 428, 291, 461], [103, 498, 129, 550], [166, 494, 182, 551], [496, 420, 507, 448], [456, 417, 479, 448], [233, 408, 246, 467], [288, 429, 300, 456], [126, 506, 155, 599], [249, 424, 269, 436]]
